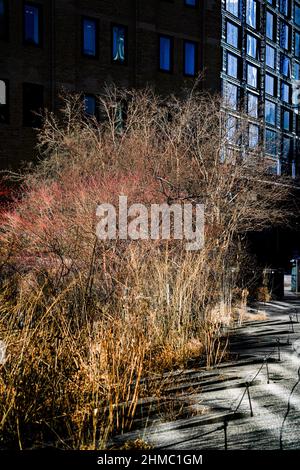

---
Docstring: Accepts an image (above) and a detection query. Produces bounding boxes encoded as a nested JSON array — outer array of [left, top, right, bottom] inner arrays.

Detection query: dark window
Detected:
[[281, 81, 291, 103], [24, 3, 42, 46], [266, 44, 275, 68], [115, 101, 127, 133], [112, 24, 127, 64], [280, 54, 291, 77], [282, 108, 291, 131], [227, 21, 239, 48], [82, 18, 98, 57], [224, 81, 238, 110], [246, 0, 257, 29], [227, 52, 238, 78], [266, 11, 275, 41], [184, 41, 197, 76], [295, 61, 300, 79], [296, 32, 300, 58], [280, 22, 290, 50], [265, 99, 276, 125], [0, 79, 8, 123], [265, 73, 276, 96], [282, 136, 292, 159], [23, 83, 43, 127], [295, 4, 300, 26], [265, 129, 277, 156], [226, 0, 240, 17], [84, 94, 99, 119], [248, 93, 259, 118], [159, 35, 173, 72], [0, 0, 8, 39], [184, 0, 197, 6], [249, 123, 259, 148], [226, 115, 238, 144], [279, 0, 290, 17], [247, 34, 258, 58], [247, 63, 258, 87]]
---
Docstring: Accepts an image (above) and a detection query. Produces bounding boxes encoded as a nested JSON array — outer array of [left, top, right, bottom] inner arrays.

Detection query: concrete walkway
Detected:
[[113, 293, 300, 450]]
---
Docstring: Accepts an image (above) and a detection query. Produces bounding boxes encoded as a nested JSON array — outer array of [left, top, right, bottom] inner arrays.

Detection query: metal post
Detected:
[[291, 315, 295, 333], [276, 339, 281, 361], [265, 360, 270, 384], [224, 419, 228, 450], [246, 382, 254, 417]]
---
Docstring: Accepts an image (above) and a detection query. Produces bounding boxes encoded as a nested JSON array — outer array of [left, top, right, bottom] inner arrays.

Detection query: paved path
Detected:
[[113, 294, 300, 450]]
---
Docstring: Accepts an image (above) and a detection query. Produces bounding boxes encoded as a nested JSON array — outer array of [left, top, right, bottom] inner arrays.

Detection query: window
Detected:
[[280, 22, 290, 50], [265, 100, 276, 125], [279, 0, 290, 17], [82, 18, 98, 57], [227, 52, 238, 78], [226, 0, 239, 17], [295, 62, 300, 79], [266, 12, 275, 41], [23, 83, 44, 127], [295, 4, 300, 26], [265, 73, 276, 95], [185, 0, 197, 6], [280, 54, 291, 77], [248, 93, 258, 118], [247, 63, 258, 87], [295, 32, 300, 58], [224, 81, 238, 109], [246, 0, 257, 28], [281, 81, 291, 103], [24, 3, 41, 46], [282, 109, 291, 131], [282, 136, 292, 159], [0, 79, 8, 123], [0, 0, 8, 39], [249, 123, 259, 148], [266, 129, 277, 156], [159, 36, 172, 72], [227, 21, 239, 48], [226, 115, 238, 143], [84, 95, 97, 117], [184, 41, 197, 76], [112, 25, 126, 64], [247, 34, 258, 58], [266, 45, 275, 68], [114, 101, 127, 133]]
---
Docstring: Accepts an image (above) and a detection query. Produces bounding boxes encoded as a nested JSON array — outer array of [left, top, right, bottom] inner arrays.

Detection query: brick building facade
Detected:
[[1, 0, 300, 176], [0, 0, 221, 169]]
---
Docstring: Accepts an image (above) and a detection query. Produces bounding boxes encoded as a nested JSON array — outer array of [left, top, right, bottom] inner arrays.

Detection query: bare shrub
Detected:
[[0, 87, 293, 449]]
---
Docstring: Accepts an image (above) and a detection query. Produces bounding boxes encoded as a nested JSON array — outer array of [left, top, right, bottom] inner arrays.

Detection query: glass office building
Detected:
[[222, 0, 300, 175]]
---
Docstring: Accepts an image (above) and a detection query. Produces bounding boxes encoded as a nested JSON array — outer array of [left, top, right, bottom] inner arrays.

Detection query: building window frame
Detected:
[[82, 16, 99, 58], [225, 0, 240, 18], [266, 10, 275, 42], [111, 23, 128, 65], [0, 78, 8, 124], [184, 0, 198, 8], [23, 2, 43, 47], [183, 40, 198, 77], [0, 0, 8, 40], [23, 82, 44, 127], [266, 44, 276, 69], [159, 34, 174, 73]]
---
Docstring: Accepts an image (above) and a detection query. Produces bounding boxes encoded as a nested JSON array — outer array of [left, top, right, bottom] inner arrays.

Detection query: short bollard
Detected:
[[224, 420, 228, 450], [265, 360, 270, 384], [276, 339, 281, 361], [246, 382, 254, 417], [289, 315, 295, 333]]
